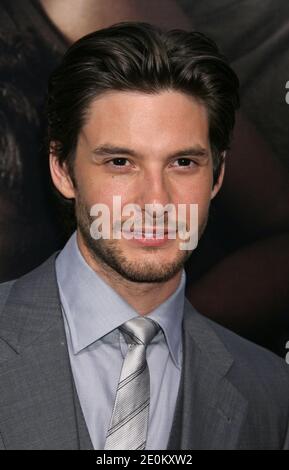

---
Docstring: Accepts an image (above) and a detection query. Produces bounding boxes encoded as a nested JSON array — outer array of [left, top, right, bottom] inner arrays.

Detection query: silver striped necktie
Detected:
[[104, 316, 160, 450]]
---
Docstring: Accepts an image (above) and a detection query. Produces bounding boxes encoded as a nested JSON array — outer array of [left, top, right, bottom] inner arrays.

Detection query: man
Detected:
[[0, 22, 288, 450]]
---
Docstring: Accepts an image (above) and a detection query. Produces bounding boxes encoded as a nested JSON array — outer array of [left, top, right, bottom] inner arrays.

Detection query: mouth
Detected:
[[122, 228, 177, 238]]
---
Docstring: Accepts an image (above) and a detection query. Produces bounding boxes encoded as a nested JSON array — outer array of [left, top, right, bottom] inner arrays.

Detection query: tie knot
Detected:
[[119, 317, 160, 346]]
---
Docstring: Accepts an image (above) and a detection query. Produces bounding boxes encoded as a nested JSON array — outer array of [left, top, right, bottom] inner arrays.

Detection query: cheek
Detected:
[[181, 178, 213, 224], [75, 170, 129, 211]]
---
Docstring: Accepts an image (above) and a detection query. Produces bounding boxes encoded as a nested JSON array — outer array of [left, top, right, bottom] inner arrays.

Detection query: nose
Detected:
[[138, 169, 173, 223]]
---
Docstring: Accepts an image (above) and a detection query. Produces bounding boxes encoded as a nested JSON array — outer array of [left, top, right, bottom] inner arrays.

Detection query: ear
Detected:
[[49, 142, 76, 199], [211, 152, 226, 200]]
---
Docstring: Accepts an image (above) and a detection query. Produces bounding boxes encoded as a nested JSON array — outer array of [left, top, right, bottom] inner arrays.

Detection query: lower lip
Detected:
[[122, 232, 174, 247]]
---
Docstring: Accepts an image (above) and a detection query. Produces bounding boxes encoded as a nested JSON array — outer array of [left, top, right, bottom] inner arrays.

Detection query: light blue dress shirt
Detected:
[[55, 231, 186, 450]]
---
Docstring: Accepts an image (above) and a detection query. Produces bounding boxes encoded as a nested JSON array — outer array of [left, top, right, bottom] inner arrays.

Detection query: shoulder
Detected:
[[185, 302, 289, 447], [0, 252, 60, 313], [0, 252, 62, 362], [0, 280, 16, 310], [185, 298, 289, 375], [194, 310, 289, 420], [185, 299, 289, 408], [206, 313, 289, 382]]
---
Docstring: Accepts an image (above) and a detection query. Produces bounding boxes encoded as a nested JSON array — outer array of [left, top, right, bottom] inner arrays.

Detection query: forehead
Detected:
[[81, 90, 209, 148]]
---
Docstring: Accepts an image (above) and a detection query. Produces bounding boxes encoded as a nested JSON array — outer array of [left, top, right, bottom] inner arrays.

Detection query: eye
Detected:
[[106, 158, 130, 167], [172, 158, 197, 168]]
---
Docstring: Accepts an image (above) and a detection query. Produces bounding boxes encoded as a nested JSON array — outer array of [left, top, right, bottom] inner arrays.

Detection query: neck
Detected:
[[39, 0, 190, 44], [76, 230, 183, 316]]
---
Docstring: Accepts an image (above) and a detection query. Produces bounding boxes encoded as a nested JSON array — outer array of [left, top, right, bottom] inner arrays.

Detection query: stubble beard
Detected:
[[75, 192, 207, 284]]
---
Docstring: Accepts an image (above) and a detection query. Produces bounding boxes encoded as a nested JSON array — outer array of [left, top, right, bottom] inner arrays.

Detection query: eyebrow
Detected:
[[91, 144, 209, 159]]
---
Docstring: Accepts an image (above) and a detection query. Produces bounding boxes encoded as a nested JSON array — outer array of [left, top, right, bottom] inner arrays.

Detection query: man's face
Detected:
[[52, 90, 224, 283]]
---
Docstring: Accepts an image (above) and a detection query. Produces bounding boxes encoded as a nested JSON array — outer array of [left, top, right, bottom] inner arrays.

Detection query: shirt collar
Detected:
[[55, 231, 186, 369]]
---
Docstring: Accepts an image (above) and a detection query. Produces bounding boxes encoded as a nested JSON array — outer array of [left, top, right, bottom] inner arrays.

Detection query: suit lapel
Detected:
[[167, 298, 248, 450], [0, 252, 93, 450]]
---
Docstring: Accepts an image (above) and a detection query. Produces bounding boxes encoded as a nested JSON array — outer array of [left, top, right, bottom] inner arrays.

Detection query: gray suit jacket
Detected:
[[0, 253, 288, 450]]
